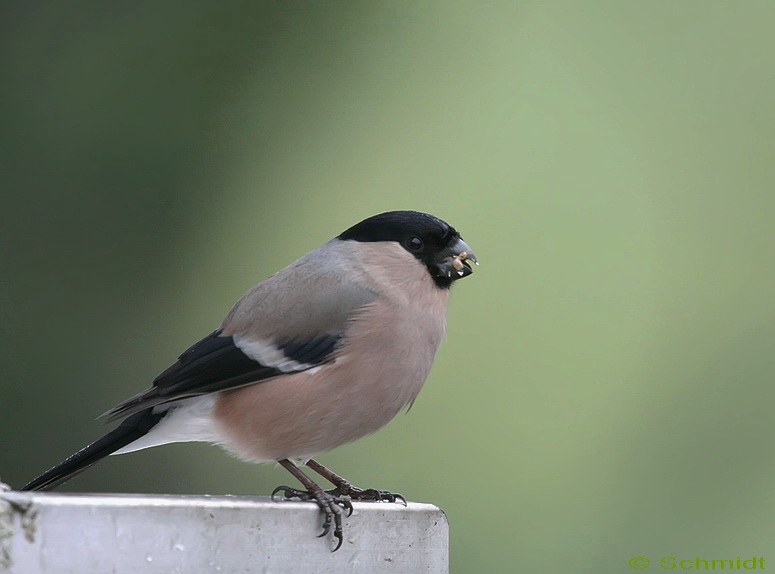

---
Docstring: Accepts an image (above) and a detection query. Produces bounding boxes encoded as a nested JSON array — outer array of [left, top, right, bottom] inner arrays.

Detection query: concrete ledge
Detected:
[[0, 491, 448, 573]]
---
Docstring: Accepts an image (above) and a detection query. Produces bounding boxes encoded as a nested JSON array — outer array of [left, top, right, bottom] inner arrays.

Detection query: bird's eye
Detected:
[[406, 236, 424, 251]]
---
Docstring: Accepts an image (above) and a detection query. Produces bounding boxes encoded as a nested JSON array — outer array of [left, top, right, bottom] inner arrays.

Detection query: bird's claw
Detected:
[[314, 491, 347, 551], [272, 484, 351, 551], [356, 488, 406, 506], [329, 486, 407, 506], [271, 485, 312, 502]]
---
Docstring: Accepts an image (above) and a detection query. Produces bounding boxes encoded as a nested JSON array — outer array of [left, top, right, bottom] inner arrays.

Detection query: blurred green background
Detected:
[[2, 1, 775, 572]]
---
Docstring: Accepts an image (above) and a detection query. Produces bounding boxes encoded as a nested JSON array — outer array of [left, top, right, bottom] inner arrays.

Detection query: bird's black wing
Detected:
[[103, 329, 340, 421]]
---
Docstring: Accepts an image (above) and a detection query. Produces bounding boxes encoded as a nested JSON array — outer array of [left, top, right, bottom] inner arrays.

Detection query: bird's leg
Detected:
[[305, 458, 407, 505], [272, 459, 350, 551]]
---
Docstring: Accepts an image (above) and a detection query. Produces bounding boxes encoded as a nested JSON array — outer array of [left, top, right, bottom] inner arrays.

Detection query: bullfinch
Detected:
[[21, 210, 477, 550]]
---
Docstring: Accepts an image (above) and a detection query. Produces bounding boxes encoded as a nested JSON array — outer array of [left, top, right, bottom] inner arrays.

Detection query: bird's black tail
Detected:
[[21, 409, 165, 491]]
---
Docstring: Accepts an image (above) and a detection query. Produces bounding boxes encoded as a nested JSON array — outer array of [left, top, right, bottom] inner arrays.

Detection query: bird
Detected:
[[20, 210, 477, 550]]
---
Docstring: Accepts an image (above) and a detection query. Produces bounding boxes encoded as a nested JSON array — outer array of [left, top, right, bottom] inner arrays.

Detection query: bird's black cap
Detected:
[[338, 210, 457, 244]]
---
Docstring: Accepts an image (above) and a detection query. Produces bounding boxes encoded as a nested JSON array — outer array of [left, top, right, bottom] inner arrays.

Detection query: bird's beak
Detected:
[[434, 237, 478, 280]]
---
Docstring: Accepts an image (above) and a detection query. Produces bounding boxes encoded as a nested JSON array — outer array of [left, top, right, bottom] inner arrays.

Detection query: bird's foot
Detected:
[[303, 459, 407, 506], [328, 484, 407, 505], [271, 484, 353, 551]]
